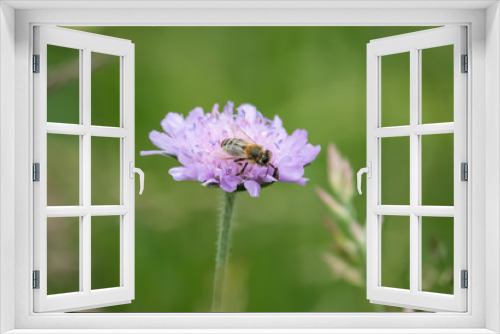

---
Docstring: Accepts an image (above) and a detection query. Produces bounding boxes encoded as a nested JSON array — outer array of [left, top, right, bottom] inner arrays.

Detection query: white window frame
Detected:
[[0, 1, 499, 333]]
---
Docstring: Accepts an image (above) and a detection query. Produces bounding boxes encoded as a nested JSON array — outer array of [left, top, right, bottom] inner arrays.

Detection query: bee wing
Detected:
[[210, 147, 241, 160], [226, 125, 256, 144]]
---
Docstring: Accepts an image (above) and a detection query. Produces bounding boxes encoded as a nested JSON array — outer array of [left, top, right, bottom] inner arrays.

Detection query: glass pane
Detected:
[[421, 217, 454, 294], [91, 216, 121, 289], [381, 52, 410, 127], [381, 136, 410, 205], [47, 134, 80, 206], [92, 52, 120, 127], [421, 134, 454, 206], [381, 215, 410, 290], [47, 217, 80, 295], [47, 45, 80, 124], [91, 137, 121, 205], [421, 45, 454, 124]]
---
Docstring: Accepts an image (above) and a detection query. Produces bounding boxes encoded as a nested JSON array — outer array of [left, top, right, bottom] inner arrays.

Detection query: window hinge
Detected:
[[461, 54, 468, 73], [461, 270, 468, 289], [33, 270, 40, 289], [33, 163, 40, 182], [461, 162, 468, 181], [33, 54, 40, 73]]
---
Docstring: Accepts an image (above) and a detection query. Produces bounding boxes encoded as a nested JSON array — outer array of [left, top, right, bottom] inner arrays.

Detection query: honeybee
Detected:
[[218, 127, 279, 180]]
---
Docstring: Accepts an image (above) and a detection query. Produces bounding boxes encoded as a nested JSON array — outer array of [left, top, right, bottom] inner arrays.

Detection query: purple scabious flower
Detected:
[[141, 102, 321, 197]]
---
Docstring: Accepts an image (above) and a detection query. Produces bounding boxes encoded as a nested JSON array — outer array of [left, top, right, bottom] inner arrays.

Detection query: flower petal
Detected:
[[223, 101, 234, 117], [279, 165, 305, 183], [168, 167, 197, 181], [186, 107, 204, 129], [161, 113, 184, 135], [177, 151, 193, 166], [202, 178, 219, 187], [211, 103, 219, 114], [140, 150, 171, 156], [287, 129, 309, 150], [149, 131, 175, 153], [220, 174, 240, 193], [296, 177, 309, 186], [276, 157, 305, 183], [273, 115, 283, 128], [187, 107, 204, 121], [301, 144, 322, 164], [239, 104, 257, 123], [197, 168, 214, 182], [244, 180, 261, 197]]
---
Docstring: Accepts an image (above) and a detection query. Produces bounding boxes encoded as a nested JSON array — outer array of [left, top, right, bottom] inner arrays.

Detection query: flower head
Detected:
[[141, 102, 321, 197]]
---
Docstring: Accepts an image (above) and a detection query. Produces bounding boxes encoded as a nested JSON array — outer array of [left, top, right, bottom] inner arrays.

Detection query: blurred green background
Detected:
[[46, 26, 455, 312]]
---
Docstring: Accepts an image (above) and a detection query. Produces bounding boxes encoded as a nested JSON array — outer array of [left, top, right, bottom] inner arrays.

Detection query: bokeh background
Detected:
[[46, 26, 455, 312]]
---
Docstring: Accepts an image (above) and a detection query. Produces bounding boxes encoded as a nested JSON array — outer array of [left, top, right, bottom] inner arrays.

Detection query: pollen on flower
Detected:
[[141, 101, 321, 197]]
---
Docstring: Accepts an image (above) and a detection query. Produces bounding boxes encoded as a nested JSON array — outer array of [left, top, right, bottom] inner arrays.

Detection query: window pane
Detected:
[[47, 45, 80, 124], [92, 52, 120, 127], [381, 52, 410, 127], [381, 215, 410, 290], [47, 217, 80, 295], [381, 136, 410, 205], [91, 137, 121, 205], [47, 134, 80, 206], [380, 216, 410, 289], [91, 216, 121, 290], [421, 133, 454, 206], [421, 45, 454, 124], [421, 217, 454, 294]]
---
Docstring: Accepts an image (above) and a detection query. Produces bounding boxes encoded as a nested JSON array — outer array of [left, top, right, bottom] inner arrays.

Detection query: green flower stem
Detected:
[[212, 191, 237, 312]]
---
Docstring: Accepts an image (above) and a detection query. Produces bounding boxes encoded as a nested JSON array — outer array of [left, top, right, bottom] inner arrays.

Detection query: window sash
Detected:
[[366, 26, 468, 312], [32, 26, 135, 313]]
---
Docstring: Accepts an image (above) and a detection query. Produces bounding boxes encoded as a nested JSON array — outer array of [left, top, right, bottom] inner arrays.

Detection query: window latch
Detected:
[[357, 162, 372, 195], [130, 162, 144, 195]]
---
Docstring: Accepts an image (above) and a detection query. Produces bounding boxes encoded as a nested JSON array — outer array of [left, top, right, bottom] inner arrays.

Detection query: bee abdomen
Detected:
[[221, 138, 246, 156]]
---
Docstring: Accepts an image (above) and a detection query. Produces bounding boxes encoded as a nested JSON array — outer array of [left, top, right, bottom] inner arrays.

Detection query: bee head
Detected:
[[260, 150, 272, 165]]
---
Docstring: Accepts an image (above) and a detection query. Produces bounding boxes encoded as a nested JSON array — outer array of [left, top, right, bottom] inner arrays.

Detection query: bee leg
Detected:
[[234, 158, 246, 163], [269, 163, 279, 180], [237, 162, 248, 176], [273, 168, 279, 180]]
